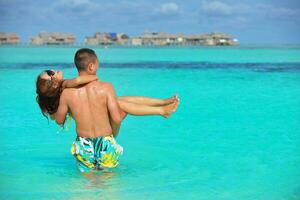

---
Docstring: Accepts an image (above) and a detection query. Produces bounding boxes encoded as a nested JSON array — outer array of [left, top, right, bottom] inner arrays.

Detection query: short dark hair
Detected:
[[74, 48, 97, 71]]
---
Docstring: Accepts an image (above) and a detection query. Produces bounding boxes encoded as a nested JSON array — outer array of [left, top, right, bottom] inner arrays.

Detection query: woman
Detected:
[[36, 69, 179, 124]]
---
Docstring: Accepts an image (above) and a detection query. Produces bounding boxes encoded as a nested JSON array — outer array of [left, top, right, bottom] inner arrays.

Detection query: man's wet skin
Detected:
[[61, 80, 119, 138]]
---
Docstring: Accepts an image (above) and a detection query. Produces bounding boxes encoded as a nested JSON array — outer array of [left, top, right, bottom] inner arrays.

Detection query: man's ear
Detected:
[[87, 62, 94, 72]]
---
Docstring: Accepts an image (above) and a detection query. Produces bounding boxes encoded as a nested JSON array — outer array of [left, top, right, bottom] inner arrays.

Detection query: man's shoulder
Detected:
[[95, 81, 114, 90], [60, 88, 74, 98], [97, 81, 112, 86], [83, 81, 113, 96], [61, 87, 73, 94]]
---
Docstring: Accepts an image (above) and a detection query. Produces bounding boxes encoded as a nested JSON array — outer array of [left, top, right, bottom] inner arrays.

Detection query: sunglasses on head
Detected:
[[45, 70, 55, 77]]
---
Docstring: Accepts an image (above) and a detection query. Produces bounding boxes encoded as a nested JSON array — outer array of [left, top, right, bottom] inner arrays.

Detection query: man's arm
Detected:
[[110, 111, 127, 137], [106, 83, 125, 125], [110, 116, 121, 137], [54, 91, 69, 125]]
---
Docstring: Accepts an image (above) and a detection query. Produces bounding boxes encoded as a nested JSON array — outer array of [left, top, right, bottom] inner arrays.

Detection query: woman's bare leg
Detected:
[[118, 99, 163, 116], [117, 99, 178, 118], [111, 99, 179, 137], [117, 95, 178, 106]]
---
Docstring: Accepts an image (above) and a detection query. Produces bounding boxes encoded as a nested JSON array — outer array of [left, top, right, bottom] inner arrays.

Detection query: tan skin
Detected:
[[43, 61, 179, 138], [56, 81, 123, 138]]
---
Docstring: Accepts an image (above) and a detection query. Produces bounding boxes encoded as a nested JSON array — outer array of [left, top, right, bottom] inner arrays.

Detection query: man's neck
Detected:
[[79, 71, 93, 76]]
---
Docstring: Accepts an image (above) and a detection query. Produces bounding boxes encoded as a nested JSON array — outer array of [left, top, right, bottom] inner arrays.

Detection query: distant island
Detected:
[[0, 31, 239, 46]]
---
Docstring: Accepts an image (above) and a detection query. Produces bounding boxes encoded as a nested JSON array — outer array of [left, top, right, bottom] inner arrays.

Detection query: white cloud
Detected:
[[200, 1, 251, 16], [58, 0, 91, 6], [257, 4, 300, 18], [201, 1, 299, 19], [199, 1, 251, 26], [201, 1, 233, 16], [159, 2, 179, 14], [274, 7, 297, 16], [53, 0, 103, 17], [199, 0, 300, 28]]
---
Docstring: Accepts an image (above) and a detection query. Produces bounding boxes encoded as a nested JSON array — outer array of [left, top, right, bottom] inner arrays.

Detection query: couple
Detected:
[[36, 48, 179, 172]]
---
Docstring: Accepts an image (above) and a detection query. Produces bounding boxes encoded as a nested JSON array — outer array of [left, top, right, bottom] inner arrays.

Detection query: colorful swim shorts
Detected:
[[70, 135, 123, 172]]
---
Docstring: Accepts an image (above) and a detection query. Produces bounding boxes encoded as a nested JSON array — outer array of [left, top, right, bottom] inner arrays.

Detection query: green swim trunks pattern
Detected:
[[70, 135, 123, 172]]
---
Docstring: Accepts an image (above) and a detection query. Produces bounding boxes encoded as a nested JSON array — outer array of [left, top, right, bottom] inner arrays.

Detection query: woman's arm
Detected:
[[62, 75, 98, 89], [48, 91, 69, 125]]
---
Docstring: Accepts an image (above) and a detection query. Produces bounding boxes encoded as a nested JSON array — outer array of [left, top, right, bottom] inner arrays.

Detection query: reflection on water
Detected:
[[73, 170, 123, 200], [82, 170, 116, 189]]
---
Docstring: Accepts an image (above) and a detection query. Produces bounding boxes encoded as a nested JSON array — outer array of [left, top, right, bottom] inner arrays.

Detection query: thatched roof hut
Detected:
[[0, 32, 20, 44], [30, 32, 76, 45], [85, 32, 130, 45]]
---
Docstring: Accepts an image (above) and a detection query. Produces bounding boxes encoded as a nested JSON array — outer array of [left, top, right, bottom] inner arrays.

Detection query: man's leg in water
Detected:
[[117, 95, 178, 106]]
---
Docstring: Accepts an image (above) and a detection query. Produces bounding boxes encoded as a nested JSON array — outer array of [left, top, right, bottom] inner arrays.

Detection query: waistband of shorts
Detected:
[[75, 134, 114, 140]]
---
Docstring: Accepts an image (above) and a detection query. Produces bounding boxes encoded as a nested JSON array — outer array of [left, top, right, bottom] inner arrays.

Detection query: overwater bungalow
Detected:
[[206, 32, 239, 45], [133, 32, 184, 46], [85, 32, 129, 45], [185, 32, 238, 46], [24, 31, 238, 46], [0, 32, 20, 45], [30, 32, 76, 45], [131, 37, 143, 46], [116, 33, 130, 45], [185, 34, 207, 45], [131, 31, 238, 46]]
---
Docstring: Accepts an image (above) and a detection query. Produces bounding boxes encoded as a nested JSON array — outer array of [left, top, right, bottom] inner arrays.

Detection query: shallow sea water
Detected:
[[0, 46, 299, 200]]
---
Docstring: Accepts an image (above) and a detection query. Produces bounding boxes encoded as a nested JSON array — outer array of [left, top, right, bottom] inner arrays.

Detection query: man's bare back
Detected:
[[58, 80, 123, 138]]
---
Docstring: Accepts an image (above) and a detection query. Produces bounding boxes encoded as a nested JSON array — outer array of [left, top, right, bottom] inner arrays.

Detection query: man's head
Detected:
[[74, 48, 99, 74]]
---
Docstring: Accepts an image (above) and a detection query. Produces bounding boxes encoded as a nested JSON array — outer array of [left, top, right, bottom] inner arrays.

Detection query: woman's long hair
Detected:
[[36, 73, 63, 119]]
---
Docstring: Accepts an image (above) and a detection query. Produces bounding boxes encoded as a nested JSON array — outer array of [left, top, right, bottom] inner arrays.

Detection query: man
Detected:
[[54, 48, 126, 172]]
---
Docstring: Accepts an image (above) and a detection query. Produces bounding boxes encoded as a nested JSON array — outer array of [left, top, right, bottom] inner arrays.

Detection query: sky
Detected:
[[1, 0, 300, 44]]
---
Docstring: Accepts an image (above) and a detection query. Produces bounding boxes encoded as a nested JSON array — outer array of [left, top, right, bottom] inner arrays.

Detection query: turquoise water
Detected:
[[0, 46, 300, 199]]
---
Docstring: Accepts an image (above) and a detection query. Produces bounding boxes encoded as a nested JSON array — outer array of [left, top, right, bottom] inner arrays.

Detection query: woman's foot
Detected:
[[164, 94, 179, 105], [161, 99, 179, 118]]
